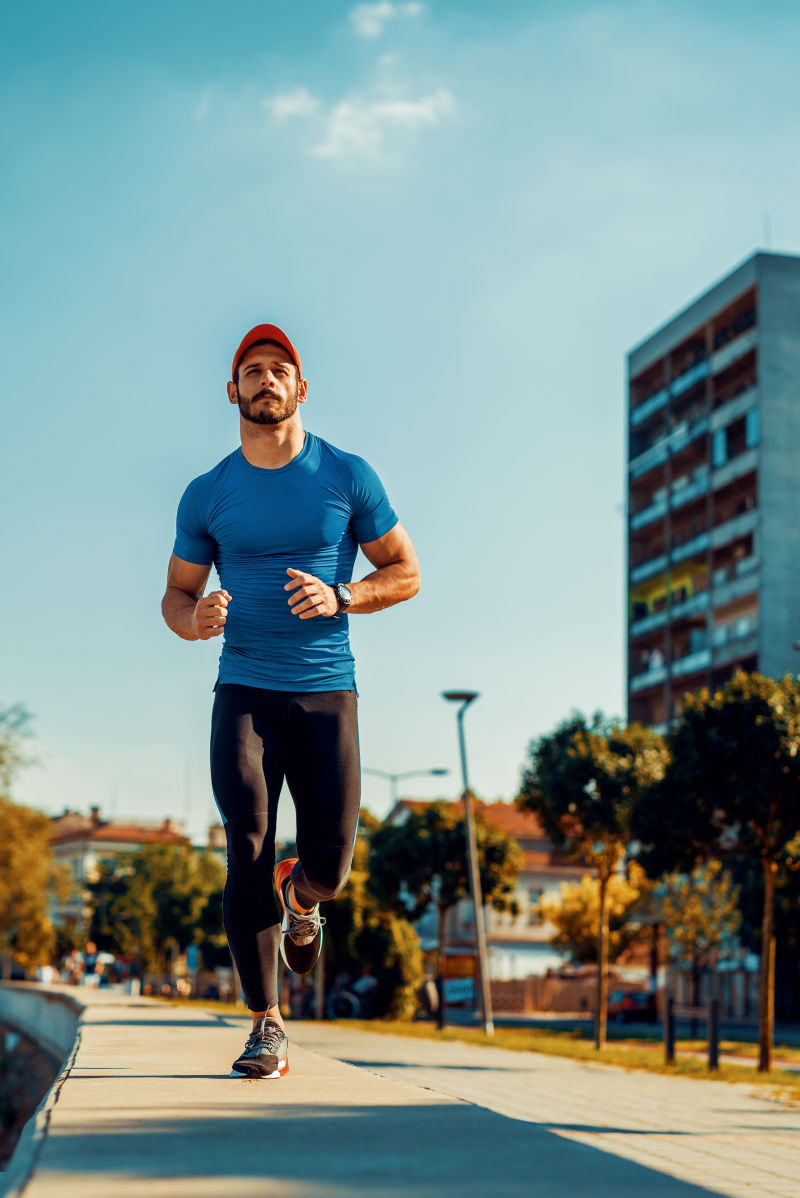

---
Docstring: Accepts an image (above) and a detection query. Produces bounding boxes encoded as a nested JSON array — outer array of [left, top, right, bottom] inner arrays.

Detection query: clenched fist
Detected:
[[193, 589, 231, 639], [285, 568, 338, 619]]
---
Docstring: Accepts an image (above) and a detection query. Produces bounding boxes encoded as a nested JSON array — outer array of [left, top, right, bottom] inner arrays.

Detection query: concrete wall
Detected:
[[755, 255, 800, 679], [0, 986, 83, 1198], [0, 984, 81, 1063]]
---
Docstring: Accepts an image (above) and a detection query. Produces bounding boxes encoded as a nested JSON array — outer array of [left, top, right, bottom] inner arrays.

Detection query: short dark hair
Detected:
[[234, 340, 300, 385]]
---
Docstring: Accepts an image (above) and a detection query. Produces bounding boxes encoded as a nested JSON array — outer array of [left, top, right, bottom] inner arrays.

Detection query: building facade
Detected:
[[48, 806, 190, 928], [385, 798, 587, 979], [626, 251, 800, 729]]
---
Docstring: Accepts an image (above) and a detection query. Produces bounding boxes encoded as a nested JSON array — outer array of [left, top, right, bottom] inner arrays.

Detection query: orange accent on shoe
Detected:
[[274, 857, 298, 908]]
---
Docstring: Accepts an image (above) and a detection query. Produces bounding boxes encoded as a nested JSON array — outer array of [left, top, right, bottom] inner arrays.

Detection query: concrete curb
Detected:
[[0, 985, 85, 1198]]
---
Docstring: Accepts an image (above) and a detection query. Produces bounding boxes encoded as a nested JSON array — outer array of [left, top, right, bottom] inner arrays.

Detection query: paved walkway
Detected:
[[8, 992, 800, 1197]]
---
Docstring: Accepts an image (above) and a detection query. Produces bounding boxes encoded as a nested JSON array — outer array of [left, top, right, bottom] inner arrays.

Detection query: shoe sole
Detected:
[[230, 1057, 289, 1079]]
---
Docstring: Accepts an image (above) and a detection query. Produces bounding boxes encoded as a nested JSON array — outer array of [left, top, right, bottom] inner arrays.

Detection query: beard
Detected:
[[238, 383, 299, 426]]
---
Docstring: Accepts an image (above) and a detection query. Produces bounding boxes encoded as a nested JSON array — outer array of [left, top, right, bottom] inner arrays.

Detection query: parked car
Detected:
[[607, 989, 658, 1023]]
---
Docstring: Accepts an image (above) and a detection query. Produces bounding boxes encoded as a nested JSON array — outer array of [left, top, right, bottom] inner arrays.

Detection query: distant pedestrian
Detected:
[[162, 324, 420, 1078]]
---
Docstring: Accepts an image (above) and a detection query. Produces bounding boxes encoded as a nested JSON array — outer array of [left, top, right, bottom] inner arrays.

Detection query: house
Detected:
[[384, 798, 589, 979], [48, 806, 190, 929]]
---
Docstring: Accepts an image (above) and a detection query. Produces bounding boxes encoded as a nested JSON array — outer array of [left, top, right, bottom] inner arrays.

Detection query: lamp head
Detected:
[[442, 691, 479, 704]]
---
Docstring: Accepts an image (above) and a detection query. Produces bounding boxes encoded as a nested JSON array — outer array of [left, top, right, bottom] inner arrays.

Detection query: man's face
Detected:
[[229, 341, 306, 425]]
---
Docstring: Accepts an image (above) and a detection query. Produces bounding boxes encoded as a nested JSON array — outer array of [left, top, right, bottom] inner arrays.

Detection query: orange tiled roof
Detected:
[[390, 798, 548, 839], [49, 811, 189, 847]]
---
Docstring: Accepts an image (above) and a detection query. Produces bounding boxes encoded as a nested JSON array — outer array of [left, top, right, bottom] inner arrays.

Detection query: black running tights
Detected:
[[209, 683, 361, 1011]]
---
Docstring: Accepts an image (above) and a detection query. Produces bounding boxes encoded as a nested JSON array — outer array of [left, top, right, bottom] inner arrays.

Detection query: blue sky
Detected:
[[3, 0, 800, 843]]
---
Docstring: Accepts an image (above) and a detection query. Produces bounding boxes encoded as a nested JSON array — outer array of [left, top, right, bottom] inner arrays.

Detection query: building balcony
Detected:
[[629, 440, 669, 480], [712, 447, 758, 491], [672, 531, 710, 563], [630, 554, 668, 584], [710, 327, 757, 376], [630, 664, 669, 693], [671, 469, 710, 511], [671, 359, 709, 397], [670, 590, 711, 622], [713, 631, 759, 669], [712, 559, 759, 607], [629, 415, 709, 480], [630, 387, 668, 427], [709, 508, 757, 549], [710, 386, 757, 432], [671, 647, 712, 677], [629, 590, 710, 638], [630, 609, 668, 637], [631, 496, 668, 531]]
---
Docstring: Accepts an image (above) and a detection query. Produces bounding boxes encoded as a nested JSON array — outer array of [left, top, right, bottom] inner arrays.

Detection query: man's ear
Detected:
[[227, 380, 239, 406], [298, 377, 308, 404]]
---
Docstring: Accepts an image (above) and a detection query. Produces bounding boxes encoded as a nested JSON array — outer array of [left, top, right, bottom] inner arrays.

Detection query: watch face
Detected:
[[337, 584, 352, 606]]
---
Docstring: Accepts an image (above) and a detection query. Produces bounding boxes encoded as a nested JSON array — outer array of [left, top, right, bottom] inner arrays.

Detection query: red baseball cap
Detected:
[[232, 324, 302, 380]]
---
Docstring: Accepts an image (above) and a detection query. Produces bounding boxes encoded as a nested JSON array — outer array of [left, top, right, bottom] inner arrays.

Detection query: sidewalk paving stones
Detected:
[[4, 992, 798, 1198]]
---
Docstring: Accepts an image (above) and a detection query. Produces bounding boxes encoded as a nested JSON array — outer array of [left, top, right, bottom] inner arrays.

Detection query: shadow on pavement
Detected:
[[40, 1100, 731, 1197]]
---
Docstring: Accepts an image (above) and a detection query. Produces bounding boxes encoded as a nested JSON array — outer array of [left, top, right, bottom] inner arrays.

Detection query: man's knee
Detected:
[[225, 815, 275, 877], [295, 843, 354, 902]]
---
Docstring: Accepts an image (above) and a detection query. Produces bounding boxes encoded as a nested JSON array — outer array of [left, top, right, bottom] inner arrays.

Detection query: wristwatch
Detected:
[[334, 583, 352, 613]]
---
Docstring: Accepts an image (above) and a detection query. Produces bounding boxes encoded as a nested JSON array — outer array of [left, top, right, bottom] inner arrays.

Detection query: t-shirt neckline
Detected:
[[236, 431, 312, 475]]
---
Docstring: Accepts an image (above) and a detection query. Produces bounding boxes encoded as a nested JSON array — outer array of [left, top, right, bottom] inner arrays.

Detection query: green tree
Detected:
[[0, 705, 35, 793], [367, 800, 522, 1002], [88, 843, 226, 975], [538, 861, 654, 966], [324, 812, 423, 1018], [632, 673, 800, 1071], [660, 860, 741, 1015], [519, 713, 668, 1049], [0, 706, 65, 975]]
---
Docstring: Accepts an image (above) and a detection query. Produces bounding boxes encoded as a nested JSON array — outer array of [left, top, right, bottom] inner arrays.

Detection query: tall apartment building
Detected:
[[626, 251, 800, 730]]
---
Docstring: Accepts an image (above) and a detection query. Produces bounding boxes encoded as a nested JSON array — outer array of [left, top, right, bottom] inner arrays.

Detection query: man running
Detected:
[[161, 323, 420, 1078]]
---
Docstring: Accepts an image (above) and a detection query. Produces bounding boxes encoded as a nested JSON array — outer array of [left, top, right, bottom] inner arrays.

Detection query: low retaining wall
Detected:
[[0, 985, 84, 1198], [0, 984, 82, 1062]]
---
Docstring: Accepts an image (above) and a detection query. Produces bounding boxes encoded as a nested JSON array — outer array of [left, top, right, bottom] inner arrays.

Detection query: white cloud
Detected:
[[263, 86, 320, 121], [311, 87, 454, 158], [349, 1, 424, 38]]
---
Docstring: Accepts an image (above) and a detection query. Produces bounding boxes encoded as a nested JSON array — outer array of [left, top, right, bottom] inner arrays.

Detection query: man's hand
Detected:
[[285, 569, 338, 619], [193, 589, 231, 639]]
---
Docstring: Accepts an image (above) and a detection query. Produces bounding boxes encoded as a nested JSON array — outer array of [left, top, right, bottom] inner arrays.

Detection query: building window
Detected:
[[528, 887, 543, 924], [745, 407, 760, 449], [712, 427, 727, 468]]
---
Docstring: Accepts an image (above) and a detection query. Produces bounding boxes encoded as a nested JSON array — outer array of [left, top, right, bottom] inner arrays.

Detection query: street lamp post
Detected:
[[362, 766, 449, 805], [442, 691, 494, 1036]]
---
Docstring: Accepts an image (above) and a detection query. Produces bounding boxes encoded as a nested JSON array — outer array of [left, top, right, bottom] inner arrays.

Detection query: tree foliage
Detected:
[[0, 798, 68, 972], [88, 843, 226, 975], [519, 713, 668, 1048], [367, 800, 522, 978], [659, 860, 741, 972], [0, 706, 64, 973], [538, 862, 654, 966], [632, 672, 800, 1070]]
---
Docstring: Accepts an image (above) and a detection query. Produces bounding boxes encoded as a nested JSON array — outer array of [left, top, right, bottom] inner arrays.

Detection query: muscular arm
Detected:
[[161, 555, 230, 640], [285, 522, 420, 619], [349, 521, 420, 613]]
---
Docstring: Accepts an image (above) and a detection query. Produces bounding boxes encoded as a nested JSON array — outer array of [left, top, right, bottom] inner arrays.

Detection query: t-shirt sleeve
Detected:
[[172, 479, 216, 565], [349, 456, 398, 544]]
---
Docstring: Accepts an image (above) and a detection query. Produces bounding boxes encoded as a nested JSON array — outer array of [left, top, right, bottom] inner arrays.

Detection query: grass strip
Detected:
[[331, 1018, 800, 1101]]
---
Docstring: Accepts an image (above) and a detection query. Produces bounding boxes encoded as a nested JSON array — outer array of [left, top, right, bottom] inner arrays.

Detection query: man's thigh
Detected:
[[284, 690, 361, 848], [210, 684, 287, 826]]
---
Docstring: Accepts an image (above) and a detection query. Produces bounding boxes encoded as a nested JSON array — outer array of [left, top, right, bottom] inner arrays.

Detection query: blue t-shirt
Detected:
[[172, 432, 398, 691]]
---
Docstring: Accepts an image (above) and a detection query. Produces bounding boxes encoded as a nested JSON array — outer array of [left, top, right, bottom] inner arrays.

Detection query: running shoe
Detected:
[[230, 1016, 288, 1079], [274, 857, 325, 974]]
